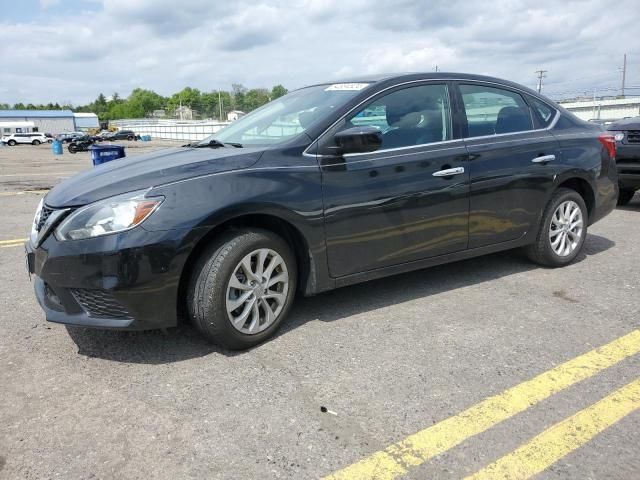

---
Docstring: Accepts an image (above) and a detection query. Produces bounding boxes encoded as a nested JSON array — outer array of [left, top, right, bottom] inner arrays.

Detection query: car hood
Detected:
[[607, 116, 640, 131], [45, 146, 265, 208]]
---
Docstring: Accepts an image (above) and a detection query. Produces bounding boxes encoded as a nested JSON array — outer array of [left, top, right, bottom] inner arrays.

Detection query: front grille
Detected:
[[37, 205, 54, 232], [627, 130, 640, 144], [70, 288, 133, 320]]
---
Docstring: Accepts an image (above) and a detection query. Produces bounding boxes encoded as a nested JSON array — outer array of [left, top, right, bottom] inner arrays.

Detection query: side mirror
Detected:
[[334, 126, 383, 155]]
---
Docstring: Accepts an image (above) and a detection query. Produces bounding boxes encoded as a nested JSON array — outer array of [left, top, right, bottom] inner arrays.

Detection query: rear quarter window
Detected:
[[527, 96, 556, 128]]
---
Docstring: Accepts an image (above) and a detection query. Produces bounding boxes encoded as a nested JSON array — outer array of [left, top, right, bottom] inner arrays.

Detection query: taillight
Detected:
[[598, 134, 617, 160]]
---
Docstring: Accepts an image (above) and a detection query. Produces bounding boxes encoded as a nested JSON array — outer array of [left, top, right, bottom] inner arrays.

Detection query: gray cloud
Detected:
[[0, 0, 638, 105]]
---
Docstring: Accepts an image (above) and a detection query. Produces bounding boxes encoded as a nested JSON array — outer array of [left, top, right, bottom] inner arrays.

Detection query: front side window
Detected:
[[344, 83, 452, 151], [460, 84, 533, 136]]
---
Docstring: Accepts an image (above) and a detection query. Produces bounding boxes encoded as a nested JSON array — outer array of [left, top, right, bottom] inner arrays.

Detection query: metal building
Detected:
[[0, 110, 76, 134], [73, 112, 99, 131]]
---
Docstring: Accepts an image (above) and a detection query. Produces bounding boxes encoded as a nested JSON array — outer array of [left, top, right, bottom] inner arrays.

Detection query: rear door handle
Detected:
[[531, 154, 556, 163], [433, 167, 465, 177]]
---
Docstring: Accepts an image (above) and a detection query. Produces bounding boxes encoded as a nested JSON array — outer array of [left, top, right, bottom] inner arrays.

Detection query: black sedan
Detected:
[[26, 73, 618, 349]]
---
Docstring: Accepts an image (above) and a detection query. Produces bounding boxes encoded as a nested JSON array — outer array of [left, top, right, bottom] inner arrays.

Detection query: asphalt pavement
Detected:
[[0, 142, 638, 479]]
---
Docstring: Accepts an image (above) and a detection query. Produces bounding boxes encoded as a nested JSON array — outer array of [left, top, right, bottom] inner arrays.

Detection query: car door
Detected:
[[317, 82, 470, 277], [456, 82, 561, 249]]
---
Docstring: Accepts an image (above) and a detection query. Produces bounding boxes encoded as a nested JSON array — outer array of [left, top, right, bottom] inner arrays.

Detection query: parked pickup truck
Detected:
[[608, 117, 640, 205]]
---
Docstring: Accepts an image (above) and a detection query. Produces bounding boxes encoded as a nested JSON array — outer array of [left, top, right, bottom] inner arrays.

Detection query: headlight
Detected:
[[613, 132, 625, 142], [55, 190, 163, 241], [30, 198, 44, 244]]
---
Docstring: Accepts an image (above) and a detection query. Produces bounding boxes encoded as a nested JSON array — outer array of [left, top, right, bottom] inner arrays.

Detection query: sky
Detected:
[[0, 0, 639, 106]]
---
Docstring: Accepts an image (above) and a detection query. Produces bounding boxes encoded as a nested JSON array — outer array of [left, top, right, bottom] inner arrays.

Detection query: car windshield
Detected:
[[197, 83, 370, 147]]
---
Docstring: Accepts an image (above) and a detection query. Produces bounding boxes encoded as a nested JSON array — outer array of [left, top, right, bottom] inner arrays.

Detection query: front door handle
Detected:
[[531, 154, 556, 163], [433, 166, 465, 177]]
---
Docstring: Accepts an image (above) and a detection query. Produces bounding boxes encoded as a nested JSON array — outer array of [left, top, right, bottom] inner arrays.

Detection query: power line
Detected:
[[620, 53, 627, 98], [535, 70, 547, 93]]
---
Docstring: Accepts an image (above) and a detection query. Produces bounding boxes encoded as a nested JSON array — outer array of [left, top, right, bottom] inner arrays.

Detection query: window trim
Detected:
[[303, 78, 560, 158]]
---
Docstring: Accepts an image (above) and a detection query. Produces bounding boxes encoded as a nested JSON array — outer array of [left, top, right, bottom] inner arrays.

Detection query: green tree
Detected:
[[231, 83, 247, 111], [244, 88, 271, 111], [271, 85, 287, 99]]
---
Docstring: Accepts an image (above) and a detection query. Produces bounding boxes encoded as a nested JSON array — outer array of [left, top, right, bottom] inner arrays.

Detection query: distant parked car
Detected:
[[1, 132, 52, 146], [57, 132, 85, 143], [103, 129, 138, 141], [608, 116, 640, 205], [67, 135, 95, 154]]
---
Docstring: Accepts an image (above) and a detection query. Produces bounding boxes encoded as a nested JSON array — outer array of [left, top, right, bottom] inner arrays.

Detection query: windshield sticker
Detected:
[[325, 83, 369, 91]]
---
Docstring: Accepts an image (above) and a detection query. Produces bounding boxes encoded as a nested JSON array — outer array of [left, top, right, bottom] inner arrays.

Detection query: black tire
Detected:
[[524, 188, 588, 267], [127, 135, 134, 141], [7, 140, 16, 146], [187, 229, 297, 350], [617, 188, 636, 206], [68, 144, 77, 154], [32, 139, 41, 145]]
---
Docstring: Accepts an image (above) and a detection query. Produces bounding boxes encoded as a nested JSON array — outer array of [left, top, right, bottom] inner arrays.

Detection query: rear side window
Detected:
[[460, 84, 533, 137]]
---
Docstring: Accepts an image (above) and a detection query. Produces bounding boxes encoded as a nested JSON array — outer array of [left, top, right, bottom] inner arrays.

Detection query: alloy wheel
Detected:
[[225, 248, 289, 334], [549, 200, 583, 257]]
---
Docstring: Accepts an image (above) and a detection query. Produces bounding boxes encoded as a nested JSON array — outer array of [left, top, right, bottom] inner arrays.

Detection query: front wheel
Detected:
[[524, 188, 588, 267], [188, 229, 297, 349], [617, 188, 636, 206], [7, 140, 16, 146]]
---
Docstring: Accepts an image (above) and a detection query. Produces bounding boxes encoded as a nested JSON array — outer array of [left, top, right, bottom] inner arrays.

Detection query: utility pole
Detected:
[[218, 91, 223, 122], [535, 70, 547, 93], [620, 53, 627, 98]]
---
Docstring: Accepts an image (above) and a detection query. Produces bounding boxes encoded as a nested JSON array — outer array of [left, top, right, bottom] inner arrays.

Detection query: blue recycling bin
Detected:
[[89, 144, 126, 166], [51, 140, 63, 155]]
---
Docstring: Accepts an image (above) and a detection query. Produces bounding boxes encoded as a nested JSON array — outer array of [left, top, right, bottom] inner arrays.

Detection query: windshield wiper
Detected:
[[183, 139, 243, 148]]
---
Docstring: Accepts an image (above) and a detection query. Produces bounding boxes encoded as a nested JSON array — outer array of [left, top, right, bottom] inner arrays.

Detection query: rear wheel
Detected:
[[188, 229, 297, 349], [617, 188, 636, 206], [32, 139, 41, 145], [525, 188, 588, 267], [68, 144, 77, 154]]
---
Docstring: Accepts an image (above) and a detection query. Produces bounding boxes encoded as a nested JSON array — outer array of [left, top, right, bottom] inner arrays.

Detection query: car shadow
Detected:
[[616, 195, 640, 211], [65, 233, 615, 364]]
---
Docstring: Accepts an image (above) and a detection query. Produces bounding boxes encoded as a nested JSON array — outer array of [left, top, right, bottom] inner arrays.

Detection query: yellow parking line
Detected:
[[323, 330, 640, 480], [466, 378, 640, 480], [0, 172, 70, 177], [0, 238, 27, 245], [0, 190, 49, 197]]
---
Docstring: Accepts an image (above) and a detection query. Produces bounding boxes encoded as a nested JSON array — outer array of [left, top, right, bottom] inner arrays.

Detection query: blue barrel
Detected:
[[89, 144, 126, 166], [52, 140, 63, 155]]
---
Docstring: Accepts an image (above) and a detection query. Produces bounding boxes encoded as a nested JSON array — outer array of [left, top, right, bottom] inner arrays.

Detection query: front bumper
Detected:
[[616, 143, 640, 189], [26, 226, 197, 330]]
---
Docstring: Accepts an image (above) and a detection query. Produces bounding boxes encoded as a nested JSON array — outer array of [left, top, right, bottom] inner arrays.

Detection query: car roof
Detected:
[[304, 72, 542, 97]]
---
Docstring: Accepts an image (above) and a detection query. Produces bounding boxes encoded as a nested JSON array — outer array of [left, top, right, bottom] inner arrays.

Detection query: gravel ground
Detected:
[[0, 142, 638, 479]]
